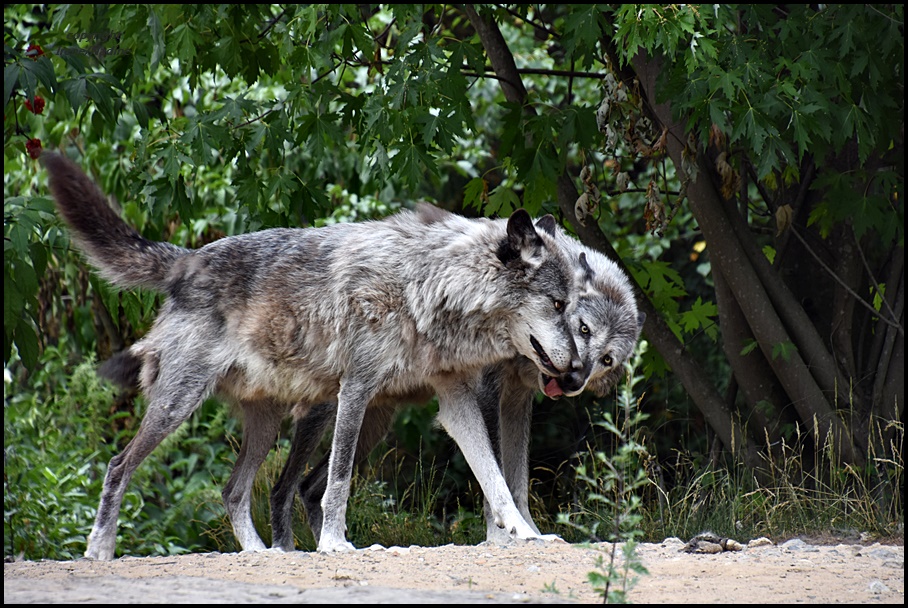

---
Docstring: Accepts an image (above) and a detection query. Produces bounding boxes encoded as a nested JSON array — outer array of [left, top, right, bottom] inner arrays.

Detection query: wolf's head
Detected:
[[499, 210, 589, 398], [557, 241, 645, 398]]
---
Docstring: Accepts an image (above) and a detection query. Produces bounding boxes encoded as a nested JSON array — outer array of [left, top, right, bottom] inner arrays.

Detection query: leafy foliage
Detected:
[[4, 346, 240, 559], [612, 4, 903, 236]]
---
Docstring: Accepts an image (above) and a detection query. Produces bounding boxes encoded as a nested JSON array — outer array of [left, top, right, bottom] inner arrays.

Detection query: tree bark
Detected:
[[712, 264, 792, 452]]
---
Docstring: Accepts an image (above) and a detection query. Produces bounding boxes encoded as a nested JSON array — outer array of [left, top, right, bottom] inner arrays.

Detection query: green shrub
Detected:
[[4, 346, 241, 560]]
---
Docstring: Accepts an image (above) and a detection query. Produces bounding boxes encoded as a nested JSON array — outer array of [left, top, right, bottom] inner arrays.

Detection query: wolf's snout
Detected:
[[560, 370, 587, 395]]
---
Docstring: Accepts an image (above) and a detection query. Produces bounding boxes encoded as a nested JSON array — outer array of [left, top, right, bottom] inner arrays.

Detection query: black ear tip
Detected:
[[578, 251, 595, 278]]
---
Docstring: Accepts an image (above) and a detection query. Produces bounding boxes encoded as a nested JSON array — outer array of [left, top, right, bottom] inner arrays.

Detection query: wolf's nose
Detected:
[[561, 370, 587, 394]]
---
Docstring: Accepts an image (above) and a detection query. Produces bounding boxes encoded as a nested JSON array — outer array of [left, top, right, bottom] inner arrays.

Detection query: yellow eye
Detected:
[[602, 354, 613, 367], [553, 300, 564, 311], [580, 324, 589, 334]]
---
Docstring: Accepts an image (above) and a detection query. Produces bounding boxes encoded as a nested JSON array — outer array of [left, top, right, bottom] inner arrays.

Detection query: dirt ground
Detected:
[[4, 535, 903, 604]]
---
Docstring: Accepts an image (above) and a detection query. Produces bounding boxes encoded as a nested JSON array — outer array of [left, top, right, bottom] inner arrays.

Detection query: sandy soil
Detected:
[[4, 536, 903, 604]]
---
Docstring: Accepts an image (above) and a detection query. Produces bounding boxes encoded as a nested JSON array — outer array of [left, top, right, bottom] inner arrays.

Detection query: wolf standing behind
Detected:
[[43, 153, 589, 558]]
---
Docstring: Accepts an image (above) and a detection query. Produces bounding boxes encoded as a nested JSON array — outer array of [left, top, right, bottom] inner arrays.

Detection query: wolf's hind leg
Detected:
[[270, 401, 335, 551], [85, 369, 213, 560], [222, 398, 286, 552]]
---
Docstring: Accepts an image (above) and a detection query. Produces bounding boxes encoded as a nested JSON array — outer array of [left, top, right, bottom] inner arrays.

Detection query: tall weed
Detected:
[[556, 341, 651, 602]]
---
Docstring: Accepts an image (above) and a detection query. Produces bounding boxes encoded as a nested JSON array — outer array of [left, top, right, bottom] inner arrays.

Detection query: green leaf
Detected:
[[485, 185, 520, 218], [84, 77, 117, 123], [390, 140, 436, 190], [94, 278, 121, 331], [771, 341, 798, 362], [679, 297, 718, 341], [13, 317, 39, 370], [173, 176, 193, 228], [172, 23, 199, 64], [561, 6, 604, 68], [463, 177, 487, 212], [62, 76, 88, 112], [20, 55, 58, 94], [122, 291, 143, 328], [4, 271, 25, 333], [148, 7, 166, 70], [4, 63, 20, 108], [636, 260, 686, 316], [739, 339, 759, 356], [132, 99, 150, 129]]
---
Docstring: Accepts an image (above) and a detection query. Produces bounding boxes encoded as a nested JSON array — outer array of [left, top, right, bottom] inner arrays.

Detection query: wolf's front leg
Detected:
[[484, 372, 547, 543], [435, 378, 561, 543], [317, 379, 372, 552]]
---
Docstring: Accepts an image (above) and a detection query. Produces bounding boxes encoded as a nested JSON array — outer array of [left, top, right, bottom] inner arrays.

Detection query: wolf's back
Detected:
[[43, 154, 187, 291]]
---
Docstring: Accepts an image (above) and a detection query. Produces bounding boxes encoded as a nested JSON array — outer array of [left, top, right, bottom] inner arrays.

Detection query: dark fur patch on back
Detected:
[[415, 202, 453, 224]]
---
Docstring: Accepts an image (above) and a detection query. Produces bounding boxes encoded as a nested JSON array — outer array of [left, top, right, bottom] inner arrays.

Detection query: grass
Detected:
[[633, 413, 904, 546]]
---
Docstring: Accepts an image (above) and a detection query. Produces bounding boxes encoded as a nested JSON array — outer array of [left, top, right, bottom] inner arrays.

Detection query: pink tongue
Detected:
[[543, 377, 564, 398]]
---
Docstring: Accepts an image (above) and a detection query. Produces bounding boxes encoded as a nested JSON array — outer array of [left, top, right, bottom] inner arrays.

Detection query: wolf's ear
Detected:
[[535, 214, 557, 236], [415, 202, 451, 225], [499, 209, 545, 266], [506, 209, 543, 251], [579, 252, 595, 281]]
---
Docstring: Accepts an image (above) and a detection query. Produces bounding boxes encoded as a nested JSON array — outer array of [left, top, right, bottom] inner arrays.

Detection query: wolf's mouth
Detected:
[[530, 336, 566, 399], [530, 336, 559, 374], [541, 373, 565, 399]]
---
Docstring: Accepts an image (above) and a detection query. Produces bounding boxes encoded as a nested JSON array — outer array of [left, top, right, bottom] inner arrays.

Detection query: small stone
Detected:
[[867, 580, 889, 594]]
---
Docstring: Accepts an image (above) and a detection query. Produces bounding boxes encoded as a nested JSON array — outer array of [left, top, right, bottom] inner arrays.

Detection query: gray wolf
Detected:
[[44, 153, 589, 558], [266, 234, 644, 549]]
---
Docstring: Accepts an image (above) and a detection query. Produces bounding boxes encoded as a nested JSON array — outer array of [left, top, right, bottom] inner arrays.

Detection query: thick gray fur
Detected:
[[43, 153, 591, 558], [268, 226, 646, 550]]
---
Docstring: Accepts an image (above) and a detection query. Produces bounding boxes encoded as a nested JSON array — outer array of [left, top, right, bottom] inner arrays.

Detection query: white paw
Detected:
[[84, 539, 115, 561], [317, 537, 357, 553]]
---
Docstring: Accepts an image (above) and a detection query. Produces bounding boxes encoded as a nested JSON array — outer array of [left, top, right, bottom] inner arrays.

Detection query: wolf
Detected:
[[43, 153, 591, 558], [265, 234, 644, 550]]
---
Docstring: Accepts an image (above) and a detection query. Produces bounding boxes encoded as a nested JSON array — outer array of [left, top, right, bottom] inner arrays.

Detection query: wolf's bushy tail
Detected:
[[43, 153, 187, 291]]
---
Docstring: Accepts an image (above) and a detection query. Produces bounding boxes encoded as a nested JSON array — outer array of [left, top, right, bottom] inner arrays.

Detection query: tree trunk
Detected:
[[630, 51, 865, 468]]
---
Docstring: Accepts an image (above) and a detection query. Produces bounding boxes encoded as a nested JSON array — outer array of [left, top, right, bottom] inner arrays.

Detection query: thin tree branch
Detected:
[[853, 226, 903, 333], [463, 66, 610, 79], [788, 225, 904, 335], [258, 7, 288, 40], [493, 3, 559, 39]]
